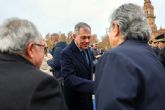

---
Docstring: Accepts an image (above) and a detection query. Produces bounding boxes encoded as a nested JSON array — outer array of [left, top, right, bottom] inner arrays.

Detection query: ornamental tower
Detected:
[[143, 0, 157, 34]]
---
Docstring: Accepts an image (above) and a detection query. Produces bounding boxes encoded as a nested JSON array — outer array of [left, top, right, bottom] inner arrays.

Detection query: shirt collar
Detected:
[[74, 40, 84, 52]]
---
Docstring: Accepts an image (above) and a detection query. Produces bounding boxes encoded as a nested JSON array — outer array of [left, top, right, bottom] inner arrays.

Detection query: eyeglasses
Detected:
[[34, 43, 45, 48]]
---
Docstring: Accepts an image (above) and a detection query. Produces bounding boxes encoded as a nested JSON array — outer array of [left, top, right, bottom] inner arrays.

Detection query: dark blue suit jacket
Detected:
[[61, 40, 94, 110], [95, 39, 165, 110], [47, 41, 67, 78]]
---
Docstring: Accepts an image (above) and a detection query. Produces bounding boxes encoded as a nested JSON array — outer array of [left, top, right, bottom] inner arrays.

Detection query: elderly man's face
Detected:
[[74, 27, 91, 50], [32, 36, 45, 69], [107, 24, 118, 48]]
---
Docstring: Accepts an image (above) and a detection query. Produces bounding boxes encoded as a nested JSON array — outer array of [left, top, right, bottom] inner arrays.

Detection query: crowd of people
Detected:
[[0, 3, 165, 110]]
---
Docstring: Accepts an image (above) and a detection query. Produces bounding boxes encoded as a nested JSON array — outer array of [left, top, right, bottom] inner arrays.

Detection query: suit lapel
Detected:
[[74, 52, 90, 68]]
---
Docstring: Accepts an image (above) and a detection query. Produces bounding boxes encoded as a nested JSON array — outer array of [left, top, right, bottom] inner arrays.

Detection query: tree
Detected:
[[90, 34, 98, 45], [99, 34, 110, 50], [66, 31, 73, 44]]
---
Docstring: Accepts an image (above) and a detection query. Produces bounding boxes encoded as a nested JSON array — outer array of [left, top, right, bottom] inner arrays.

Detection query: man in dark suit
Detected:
[[0, 18, 67, 110], [61, 22, 95, 110], [95, 3, 165, 110]]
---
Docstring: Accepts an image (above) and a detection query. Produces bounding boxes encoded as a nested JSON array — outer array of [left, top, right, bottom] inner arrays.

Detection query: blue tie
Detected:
[[82, 50, 89, 65]]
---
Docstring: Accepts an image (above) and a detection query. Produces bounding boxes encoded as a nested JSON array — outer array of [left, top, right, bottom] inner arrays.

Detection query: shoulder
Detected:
[[16, 64, 58, 92], [55, 41, 67, 48], [61, 43, 72, 55], [99, 46, 133, 67], [21, 63, 52, 80], [33, 71, 57, 87], [28, 70, 66, 110], [26, 69, 60, 93], [105, 46, 126, 57]]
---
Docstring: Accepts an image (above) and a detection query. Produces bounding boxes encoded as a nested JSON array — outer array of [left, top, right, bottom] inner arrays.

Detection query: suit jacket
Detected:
[[0, 53, 67, 110], [95, 39, 165, 110], [47, 41, 67, 78], [61, 40, 94, 110]]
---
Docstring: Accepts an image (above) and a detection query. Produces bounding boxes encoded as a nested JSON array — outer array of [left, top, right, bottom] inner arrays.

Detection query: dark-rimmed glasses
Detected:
[[34, 43, 45, 48]]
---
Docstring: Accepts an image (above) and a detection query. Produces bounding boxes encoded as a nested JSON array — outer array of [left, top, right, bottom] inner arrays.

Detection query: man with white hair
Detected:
[[95, 3, 165, 110], [0, 18, 67, 110]]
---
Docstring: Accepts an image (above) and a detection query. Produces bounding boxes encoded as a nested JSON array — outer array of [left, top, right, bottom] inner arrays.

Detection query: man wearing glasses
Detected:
[[95, 3, 165, 110], [61, 22, 95, 110], [0, 18, 67, 110]]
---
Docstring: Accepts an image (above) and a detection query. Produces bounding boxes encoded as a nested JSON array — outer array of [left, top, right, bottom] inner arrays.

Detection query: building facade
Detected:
[[143, 0, 165, 38]]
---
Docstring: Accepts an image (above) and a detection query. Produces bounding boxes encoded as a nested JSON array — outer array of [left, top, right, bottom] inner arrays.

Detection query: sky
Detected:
[[0, 0, 164, 39]]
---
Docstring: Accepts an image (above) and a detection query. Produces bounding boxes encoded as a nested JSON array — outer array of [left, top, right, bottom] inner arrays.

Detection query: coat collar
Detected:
[[0, 52, 34, 67], [69, 40, 92, 70]]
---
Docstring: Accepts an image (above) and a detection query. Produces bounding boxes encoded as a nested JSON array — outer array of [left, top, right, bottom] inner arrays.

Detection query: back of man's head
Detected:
[[110, 3, 151, 41], [0, 17, 40, 55]]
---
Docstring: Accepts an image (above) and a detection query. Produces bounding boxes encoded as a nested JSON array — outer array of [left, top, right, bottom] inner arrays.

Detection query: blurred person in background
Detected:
[[154, 33, 165, 68], [47, 40, 67, 78], [50, 33, 59, 52], [92, 43, 101, 59], [155, 33, 165, 49], [40, 41, 53, 76]]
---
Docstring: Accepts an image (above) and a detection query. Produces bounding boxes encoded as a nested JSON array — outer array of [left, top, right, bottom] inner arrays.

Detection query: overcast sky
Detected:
[[1, 0, 164, 38]]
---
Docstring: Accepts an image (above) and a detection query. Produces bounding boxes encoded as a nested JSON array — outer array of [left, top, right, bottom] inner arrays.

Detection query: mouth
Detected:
[[83, 44, 89, 47]]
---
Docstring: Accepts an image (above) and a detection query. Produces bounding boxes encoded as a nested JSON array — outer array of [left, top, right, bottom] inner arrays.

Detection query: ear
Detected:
[[112, 22, 120, 37], [26, 42, 35, 59], [72, 34, 77, 39]]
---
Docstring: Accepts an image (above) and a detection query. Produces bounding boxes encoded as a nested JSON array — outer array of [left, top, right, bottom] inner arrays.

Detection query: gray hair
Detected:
[[110, 3, 151, 41], [74, 22, 91, 34], [0, 18, 40, 54]]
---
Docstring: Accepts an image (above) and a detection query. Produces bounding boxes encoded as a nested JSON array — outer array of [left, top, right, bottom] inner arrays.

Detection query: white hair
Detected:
[[110, 3, 151, 41], [0, 18, 40, 54]]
